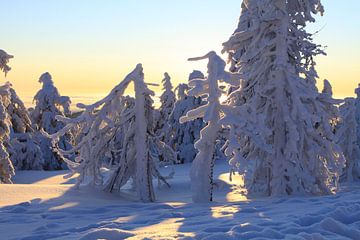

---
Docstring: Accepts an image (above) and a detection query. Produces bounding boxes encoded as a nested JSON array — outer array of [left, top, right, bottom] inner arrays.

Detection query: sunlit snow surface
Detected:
[[1, 161, 360, 239]]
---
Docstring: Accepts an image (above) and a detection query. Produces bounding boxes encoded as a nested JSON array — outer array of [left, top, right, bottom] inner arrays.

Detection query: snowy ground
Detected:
[[1, 162, 360, 240]]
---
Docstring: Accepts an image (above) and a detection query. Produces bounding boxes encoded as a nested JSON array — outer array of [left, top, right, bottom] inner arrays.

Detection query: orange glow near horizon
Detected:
[[1, 1, 359, 106]]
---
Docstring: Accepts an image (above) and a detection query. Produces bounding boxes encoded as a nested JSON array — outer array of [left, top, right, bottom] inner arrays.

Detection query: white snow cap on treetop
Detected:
[[189, 70, 205, 81], [39, 72, 53, 84], [322, 79, 333, 95]]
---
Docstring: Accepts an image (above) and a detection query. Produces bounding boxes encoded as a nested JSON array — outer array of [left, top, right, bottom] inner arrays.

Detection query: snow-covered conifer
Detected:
[[181, 51, 240, 202], [167, 74, 205, 164], [355, 84, 360, 149], [337, 98, 360, 182], [32, 72, 72, 170], [0, 49, 13, 77], [47, 64, 176, 202], [0, 52, 14, 183], [0, 82, 44, 170], [155, 73, 176, 140], [221, 0, 344, 196], [0, 95, 14, 183]]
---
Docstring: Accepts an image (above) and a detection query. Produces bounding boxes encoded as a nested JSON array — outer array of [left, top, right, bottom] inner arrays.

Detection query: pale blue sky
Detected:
[[1, 0, 359, 101]]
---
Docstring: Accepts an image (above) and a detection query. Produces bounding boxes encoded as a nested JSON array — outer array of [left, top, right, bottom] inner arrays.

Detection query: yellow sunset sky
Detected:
[[2, 1, 359, 106]]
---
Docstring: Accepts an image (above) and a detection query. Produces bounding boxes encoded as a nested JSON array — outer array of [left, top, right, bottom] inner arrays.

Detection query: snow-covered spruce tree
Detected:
[[0, 82, 44, 170], [181, 51, 240, 202], [221, 0, 344, 196], [355, 84, 360, 153], [155, 72, 176, 141], [32, 72, 72, 170], [166, 73, 205, 164], [0, 50, 14, 183], [0, 95, 14, 183], [0, 49, 13, 76], [337, 98, 360, 182], [47, 64, 176, 202]]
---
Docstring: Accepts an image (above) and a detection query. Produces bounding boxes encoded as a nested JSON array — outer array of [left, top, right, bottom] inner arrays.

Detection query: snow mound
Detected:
[[80, 228, 134, 240]]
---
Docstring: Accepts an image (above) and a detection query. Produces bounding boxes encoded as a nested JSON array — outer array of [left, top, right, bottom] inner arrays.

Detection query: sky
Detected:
[[1, 0, 360, 106]]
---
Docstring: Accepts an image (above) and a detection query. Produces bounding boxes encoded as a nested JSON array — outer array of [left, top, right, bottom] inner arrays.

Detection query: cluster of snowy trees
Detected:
[[2, 0, 360, 204], [0, 50, 72, 183]]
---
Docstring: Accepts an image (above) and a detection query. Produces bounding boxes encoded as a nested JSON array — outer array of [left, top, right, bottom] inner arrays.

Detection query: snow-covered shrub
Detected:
[[155, 73, 176, 141], [181, 51, 240, 202], [337, 98, 360, 182], [47, 64, 176, 202], [167, 73, 205, 164], [221, 0, 344, 196], [32, 72, 73, 170]]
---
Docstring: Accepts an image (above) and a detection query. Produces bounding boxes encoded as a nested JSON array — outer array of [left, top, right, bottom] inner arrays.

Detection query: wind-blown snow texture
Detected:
[[1, 162, 360, 240]]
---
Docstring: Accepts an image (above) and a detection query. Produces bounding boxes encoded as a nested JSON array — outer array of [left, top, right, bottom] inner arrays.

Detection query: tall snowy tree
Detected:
[[337, 98, 360, 182], [181, 51, 240, 202], [0, 95, 14, 183], [221, 0, 345, 196], [355, 84, 360, 156], [155, 72, 176, 140], [47, 64, 176, 202], [32, 72, 73, 170], [167, 73, 205, 164], [0, 49, 14, 183]]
